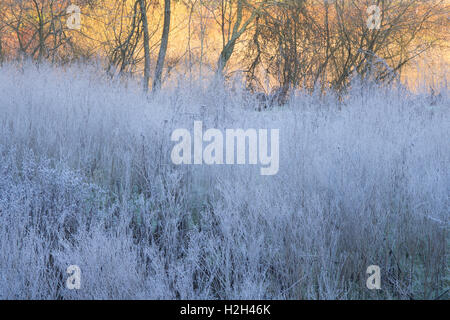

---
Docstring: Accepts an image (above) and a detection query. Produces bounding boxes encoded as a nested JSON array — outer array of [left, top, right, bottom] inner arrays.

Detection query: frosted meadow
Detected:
[[0, 62, 448, 299]]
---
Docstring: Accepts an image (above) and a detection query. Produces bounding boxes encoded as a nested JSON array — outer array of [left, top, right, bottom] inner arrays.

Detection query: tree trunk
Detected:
[[216, 0, 260, 77], [139, 0, 151, 93], [153, 0, 171, 92], [0, 38, 3, 63]]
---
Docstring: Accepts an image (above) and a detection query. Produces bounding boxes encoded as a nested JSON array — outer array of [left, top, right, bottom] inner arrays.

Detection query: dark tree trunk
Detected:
[[153, 0, 171, 92]]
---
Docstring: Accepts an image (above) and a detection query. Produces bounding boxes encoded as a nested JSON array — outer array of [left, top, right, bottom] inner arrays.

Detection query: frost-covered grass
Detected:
[[0, 62, 448, 299]]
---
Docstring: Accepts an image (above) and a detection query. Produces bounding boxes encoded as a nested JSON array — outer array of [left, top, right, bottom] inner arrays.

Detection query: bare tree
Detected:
[[96, 1, 142, 77], [1, 0, 82, 62], [206, 0, 264, 77], [245, 0, 448, 95], [139, 0, 152, 92], [0, 1, 6, 62], [153, 0, 171, 92]]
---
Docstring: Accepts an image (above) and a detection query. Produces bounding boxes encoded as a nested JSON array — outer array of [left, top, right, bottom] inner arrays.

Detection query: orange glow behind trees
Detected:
[[0, 0, 448, 91]]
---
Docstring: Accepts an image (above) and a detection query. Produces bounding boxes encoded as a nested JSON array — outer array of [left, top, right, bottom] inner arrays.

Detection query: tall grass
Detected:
[[0, 62, 448, 299]]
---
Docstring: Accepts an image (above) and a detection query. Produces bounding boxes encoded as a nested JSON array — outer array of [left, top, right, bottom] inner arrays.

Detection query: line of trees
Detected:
[[244, 0, 449, 95], [0, 0, 85, 63], [0, 0, 448, 95]]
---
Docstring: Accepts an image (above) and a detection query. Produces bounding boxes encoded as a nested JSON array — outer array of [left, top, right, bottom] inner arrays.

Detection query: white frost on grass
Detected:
[[0, 62, 448, 299]]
